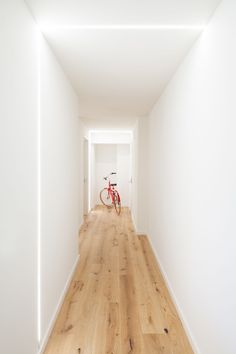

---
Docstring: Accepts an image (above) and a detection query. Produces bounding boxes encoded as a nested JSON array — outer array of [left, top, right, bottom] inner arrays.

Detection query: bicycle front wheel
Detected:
[[113, 191, 121, 215], [100, 188, 113, 207]]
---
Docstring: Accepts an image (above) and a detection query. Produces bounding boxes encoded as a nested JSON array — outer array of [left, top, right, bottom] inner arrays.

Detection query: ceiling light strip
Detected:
[[40, 24, 205, 31]]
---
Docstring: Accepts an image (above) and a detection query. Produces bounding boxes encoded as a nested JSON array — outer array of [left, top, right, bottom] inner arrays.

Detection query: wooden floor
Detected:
[[44, 206, 193, 354]]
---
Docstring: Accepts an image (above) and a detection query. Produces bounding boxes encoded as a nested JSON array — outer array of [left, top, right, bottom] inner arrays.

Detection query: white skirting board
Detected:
[[131, 212, 148, 236], [145, 234, 201, 354], [38, 254, 80, 354]]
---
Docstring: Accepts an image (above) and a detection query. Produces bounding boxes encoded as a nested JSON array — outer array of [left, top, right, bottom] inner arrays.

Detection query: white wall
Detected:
[[117, 144, 131, 207], [148, 0, 236, 352], [131, 118, 149, 234], [0, 1, 38, 353], [90, 130, 132, 144], [137, 117, 149, 233], [40, 38, 83, 348], [94, 144, 131, 207], [131, 121, 139, 229]]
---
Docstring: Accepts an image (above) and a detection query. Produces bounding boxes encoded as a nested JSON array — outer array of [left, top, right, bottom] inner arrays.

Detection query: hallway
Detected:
[[2, 0, 236, 353], [44, 207, 192, 354]]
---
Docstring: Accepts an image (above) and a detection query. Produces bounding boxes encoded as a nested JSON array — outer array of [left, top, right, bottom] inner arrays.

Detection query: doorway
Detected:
[[91, 143, 131, 209], [88, 130, 133, 212]]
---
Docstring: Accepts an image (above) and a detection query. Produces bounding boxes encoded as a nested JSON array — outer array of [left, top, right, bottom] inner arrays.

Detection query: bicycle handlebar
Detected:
[[103, 172, 116, 180]]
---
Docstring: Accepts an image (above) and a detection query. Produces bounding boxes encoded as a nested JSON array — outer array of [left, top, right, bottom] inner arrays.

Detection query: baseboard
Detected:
[[146, 234, 201, 354], [38, 254, 80, 354], [131, 212, 147, 235]]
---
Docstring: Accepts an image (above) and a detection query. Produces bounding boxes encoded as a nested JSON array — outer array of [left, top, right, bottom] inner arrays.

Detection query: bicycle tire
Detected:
[[113, 191, 121, 215], [100, 188, 113, 207]]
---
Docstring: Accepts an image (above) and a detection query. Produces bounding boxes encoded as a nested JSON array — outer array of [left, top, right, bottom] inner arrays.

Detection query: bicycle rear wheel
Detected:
[[100, 188, 113, 207], [113, 191, 121, 215]]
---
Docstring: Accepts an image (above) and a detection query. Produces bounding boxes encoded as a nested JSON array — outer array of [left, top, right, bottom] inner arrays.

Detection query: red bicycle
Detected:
[[100, 172, 121, 215]]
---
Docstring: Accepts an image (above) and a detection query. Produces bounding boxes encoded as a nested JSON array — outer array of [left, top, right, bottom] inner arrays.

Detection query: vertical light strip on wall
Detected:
[[37, 28, 42, 347]]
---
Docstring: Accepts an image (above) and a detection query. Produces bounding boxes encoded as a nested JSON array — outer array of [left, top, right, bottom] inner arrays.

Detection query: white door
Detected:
[[83, 138, 89, 215]]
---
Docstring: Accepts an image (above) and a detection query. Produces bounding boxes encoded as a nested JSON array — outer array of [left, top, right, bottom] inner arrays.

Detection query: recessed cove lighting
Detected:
[[39, 24, 205, 32], [37, 29, 41, 347]]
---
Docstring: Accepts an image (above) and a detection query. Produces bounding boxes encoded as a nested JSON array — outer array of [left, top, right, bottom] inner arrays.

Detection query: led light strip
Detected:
[[37, 29, 42, 346], [39, 24, 205, 31]]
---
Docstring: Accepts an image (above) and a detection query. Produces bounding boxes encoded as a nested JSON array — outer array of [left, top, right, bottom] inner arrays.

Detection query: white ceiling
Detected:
[[26, 0, 220, 27], [26, 0, 220, 120], [43, 28, 203, 118]]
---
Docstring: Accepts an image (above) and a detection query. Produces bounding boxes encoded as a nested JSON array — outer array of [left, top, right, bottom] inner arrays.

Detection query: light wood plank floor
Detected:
[[44, 206, 193, 354]]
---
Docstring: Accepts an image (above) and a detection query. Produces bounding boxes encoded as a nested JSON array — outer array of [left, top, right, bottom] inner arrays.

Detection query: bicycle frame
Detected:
[[100, 173, 121, 215], [105, 179, 121, 204]]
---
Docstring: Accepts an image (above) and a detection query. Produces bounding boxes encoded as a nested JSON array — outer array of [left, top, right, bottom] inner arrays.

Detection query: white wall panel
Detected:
[[148, 0, 236, 352], [0, 1, 38, 353]]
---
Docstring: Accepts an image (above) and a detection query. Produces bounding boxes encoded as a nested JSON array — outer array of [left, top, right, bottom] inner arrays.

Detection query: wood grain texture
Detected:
[[44, 206, 193, 354]]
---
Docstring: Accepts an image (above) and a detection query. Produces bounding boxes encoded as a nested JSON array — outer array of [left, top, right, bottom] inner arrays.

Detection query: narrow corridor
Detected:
[[2, 1, 236, 353], [44, 206, 193, 354]]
